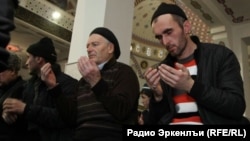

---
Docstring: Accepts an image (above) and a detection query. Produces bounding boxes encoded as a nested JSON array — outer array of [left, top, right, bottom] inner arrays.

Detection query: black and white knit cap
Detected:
[[151, 2, 188, 24], [140, 83, 153, 98]]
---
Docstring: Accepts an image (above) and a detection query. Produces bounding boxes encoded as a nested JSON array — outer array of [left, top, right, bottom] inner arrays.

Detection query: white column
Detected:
[[210, 26, 230, 48], [64, 0, 134, 80]]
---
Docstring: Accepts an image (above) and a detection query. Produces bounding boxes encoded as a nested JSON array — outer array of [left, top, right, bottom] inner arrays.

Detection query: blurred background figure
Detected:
[[138, 84, 153, 125], [0, 0, 18, 48], [0, 0, 19, 74], [0, 52, 28, 141]]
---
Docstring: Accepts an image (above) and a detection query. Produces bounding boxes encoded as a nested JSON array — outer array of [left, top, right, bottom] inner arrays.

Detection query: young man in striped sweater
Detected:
[[144, 2, 249, 125]]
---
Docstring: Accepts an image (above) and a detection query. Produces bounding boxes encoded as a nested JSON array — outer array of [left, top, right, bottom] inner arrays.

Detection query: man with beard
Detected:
[[2, 37, 78, 141], [144, 3, 249, 125]]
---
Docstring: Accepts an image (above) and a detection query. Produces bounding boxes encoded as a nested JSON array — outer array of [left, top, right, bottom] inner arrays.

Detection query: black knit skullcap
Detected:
[[0, 48, 10, 72], [90, 27, 120, 59], [151, 3, 188, 24], [27, 37, 57, 63], [140, 83, 153, 98]]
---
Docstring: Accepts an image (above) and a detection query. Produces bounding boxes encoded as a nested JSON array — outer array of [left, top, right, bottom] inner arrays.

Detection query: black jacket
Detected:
[[0, 0, 18, 71], [53, 57, 140, 140], [0, 76, 28, 141], [22, 63, 78, 141], [0, 0, 18, 48], [149, 36, 249, 125]]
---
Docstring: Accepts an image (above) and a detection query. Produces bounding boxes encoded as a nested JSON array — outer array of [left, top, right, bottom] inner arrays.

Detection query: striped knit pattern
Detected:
[[170, 56, 202, 125], [76, 82, 121, 131], [73, 59, 140, 140]]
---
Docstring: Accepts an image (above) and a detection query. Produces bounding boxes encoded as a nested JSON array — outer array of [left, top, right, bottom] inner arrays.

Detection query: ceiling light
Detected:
[[52, 11, 61, 19]]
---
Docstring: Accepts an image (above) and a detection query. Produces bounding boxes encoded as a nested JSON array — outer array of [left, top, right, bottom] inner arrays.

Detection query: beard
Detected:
[[170, 34, 188, 58], [29, 67, 39, 76]]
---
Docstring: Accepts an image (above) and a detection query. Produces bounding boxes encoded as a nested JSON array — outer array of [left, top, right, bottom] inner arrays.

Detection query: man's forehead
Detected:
[[88, 34, 108, 43]]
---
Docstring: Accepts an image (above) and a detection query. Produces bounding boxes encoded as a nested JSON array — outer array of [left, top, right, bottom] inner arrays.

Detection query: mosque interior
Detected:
[[8, 0, 250, 87]]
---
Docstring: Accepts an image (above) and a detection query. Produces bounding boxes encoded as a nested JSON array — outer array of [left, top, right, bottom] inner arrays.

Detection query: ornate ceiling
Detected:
[[131, 0, 212, 60], [9, 0, 250, 79]]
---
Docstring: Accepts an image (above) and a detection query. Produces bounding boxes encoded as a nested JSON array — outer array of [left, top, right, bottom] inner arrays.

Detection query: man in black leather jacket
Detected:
[[144, 3, 249, 125]]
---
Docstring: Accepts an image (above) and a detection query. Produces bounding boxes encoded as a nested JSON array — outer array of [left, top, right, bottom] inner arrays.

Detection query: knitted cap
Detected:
[[0, 48, 10, 72], [27, 37, 57, 63], [90, 27, 120, 59], [151, 3, 188, 24], [7, 52, 21, 72], [140, 83, 153, 98]]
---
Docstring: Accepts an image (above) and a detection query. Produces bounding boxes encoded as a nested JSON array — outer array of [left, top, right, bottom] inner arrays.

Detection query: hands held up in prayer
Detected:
[[144, 63, 194, 101], [77, 56, 101, 87]]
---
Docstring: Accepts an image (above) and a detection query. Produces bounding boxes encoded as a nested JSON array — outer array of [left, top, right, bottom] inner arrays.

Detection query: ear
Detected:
[[183, 20, 192, 34], [35, 56, 44, 64], [108, 43, 115, 54]]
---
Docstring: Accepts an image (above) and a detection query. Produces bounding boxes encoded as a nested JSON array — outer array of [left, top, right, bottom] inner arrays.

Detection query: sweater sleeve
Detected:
[[92, 65, 140, 122]]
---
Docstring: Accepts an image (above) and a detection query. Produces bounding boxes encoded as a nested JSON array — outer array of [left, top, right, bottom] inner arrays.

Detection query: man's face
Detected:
[[141, 93, 150, 109], [25, 53, 40, 74], [0, 69, 14, 87], [152, 14, 187, 58], [86, 34, 114, 65]]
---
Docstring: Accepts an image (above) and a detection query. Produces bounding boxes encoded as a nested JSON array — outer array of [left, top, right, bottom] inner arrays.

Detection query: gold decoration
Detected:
[[140, 60, 148, 69]]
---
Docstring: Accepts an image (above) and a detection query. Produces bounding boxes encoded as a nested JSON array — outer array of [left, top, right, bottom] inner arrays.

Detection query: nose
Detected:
[[25, 59, 29, 67], [87, 47, 91, 52], [25, 59, 28, 65], [87, 45, 93, 52], [162, 35, 169, 46], [87, 47, 92, 54]]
